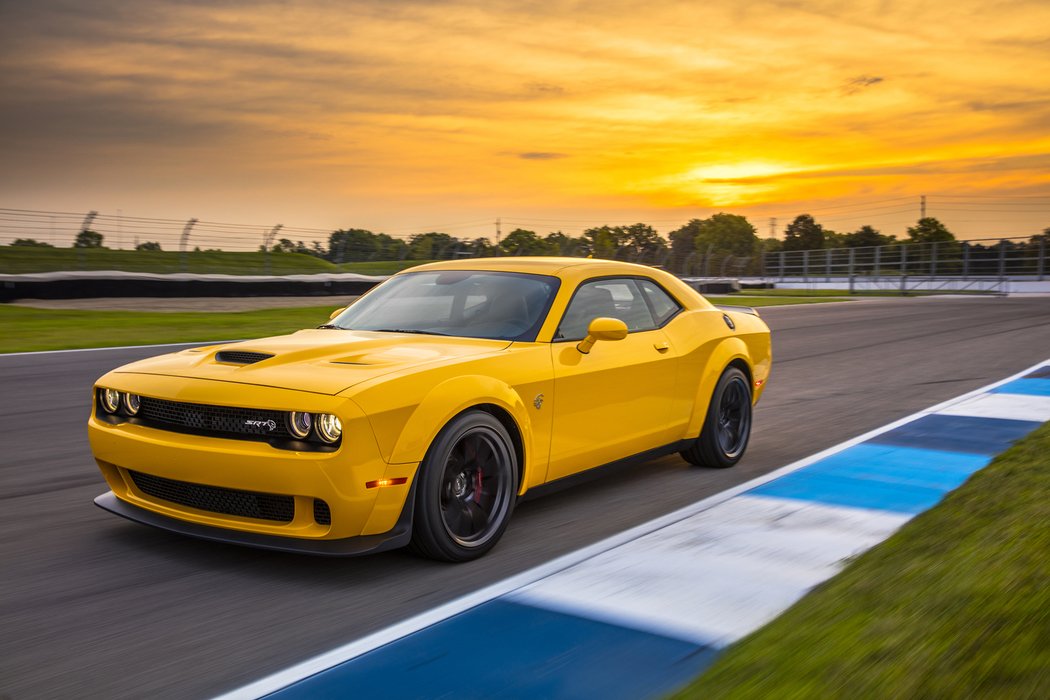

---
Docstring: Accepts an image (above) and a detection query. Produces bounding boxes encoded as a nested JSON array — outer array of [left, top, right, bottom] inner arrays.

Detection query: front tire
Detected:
[[680, 366, 752, 468], [409, 411, 518, 562]]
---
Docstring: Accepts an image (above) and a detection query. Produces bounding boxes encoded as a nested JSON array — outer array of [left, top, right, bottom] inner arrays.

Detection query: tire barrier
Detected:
[[0, 272, 384, 302]]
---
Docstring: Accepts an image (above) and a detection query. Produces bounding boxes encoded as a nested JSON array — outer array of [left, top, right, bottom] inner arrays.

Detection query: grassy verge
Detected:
[[0, 293, 846, 353], [673, 422, 1050, 699], [0, 247, 430, 276], [0, 305, 334, 353]]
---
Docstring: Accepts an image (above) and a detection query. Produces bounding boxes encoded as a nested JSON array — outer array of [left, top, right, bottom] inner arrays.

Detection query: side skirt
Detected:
[[522, 439, 695, 501]]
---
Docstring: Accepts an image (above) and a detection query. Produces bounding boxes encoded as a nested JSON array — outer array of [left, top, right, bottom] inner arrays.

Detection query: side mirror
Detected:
[[577, 317, 628, 354], [329, 307, 345, 320]]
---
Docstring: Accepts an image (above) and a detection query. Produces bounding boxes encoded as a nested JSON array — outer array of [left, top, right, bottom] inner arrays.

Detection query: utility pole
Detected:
[[495, 217, 502, 245], [769, 217, 777, 238], [920, 195, 926, 219]]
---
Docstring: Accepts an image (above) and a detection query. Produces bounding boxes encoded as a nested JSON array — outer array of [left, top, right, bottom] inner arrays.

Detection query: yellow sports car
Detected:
[[90, 258, 771, 561]]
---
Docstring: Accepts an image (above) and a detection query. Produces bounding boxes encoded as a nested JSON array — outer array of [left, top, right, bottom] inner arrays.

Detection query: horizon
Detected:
[[2, 1, 1048, 244]]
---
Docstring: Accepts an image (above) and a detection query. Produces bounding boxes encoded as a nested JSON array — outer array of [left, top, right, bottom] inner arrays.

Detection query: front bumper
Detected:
[[89, 373, 417, 547], [95, 490, 413, 556]]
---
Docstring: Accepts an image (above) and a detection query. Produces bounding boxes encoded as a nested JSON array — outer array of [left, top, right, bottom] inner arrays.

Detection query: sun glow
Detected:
[[2, 1, 1049, 237]]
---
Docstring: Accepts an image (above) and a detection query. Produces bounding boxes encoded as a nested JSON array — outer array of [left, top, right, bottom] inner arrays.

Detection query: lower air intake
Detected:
[[129, 471, 294, 523], [313, 499, 332, 526]]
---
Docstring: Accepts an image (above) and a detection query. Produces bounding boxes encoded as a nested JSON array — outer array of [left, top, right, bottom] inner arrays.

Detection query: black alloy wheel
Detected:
[[410, 411, 518, 562], [680, 366, 753, 468]]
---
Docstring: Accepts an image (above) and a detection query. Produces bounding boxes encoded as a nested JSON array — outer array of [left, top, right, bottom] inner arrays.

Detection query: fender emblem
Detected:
[[245, 419, 277, 431], [533, 394, 544, 410]]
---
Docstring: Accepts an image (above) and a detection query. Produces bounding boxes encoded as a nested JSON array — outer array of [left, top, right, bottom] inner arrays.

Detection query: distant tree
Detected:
[[693, 213, 758, 257], [500, 229, 550, 256], [327, 229, 378, 263], [668, 219, 701, 270], [844, 225, 895, 248], [782, 214, 825, 251], [11, 238, 53, 247], [760, 237, 783, 254], [135, 241, 162, 252], [545, 231, 585, 256], [272, 238, 297, 253], [581, 225, 626, 258], [906, 217, 955, 244], [74, 229, 104, 248], [408, 232, 459, 260], [464, 237, 495, 257], [823, 230, 847, 249], [620, 223, 666, 261]]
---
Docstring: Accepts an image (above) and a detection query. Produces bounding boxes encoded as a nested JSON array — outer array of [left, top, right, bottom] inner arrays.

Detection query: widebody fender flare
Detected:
[[388, 374, 536, 495], [685, 336, 754, 437]]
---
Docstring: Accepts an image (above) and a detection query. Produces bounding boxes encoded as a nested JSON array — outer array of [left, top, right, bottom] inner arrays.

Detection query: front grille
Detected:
[[313, 499, 332, 526], [129, 470, 295, 522], [215, 351, 274, 365], [137, 397, 290, 441]]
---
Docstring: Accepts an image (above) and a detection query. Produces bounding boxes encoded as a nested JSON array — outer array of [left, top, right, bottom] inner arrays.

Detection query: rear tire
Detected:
[[680, 366, 752, 468], [409, 411, 518, 562]]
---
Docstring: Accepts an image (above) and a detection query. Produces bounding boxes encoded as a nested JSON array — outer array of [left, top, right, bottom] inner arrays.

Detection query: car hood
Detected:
[[113, 329, 512, 395]]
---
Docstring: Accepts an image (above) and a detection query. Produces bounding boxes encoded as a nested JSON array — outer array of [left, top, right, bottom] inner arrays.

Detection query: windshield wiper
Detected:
[[316, 324, 341, 329], [371, 328, 448, 336]]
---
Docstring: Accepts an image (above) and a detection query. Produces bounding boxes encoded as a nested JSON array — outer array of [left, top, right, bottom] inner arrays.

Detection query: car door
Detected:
[[546, 277, 681, 481]]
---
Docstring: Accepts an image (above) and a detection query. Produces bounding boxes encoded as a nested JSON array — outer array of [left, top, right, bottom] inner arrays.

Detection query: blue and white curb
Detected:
[[219, 360, 1050, 700]]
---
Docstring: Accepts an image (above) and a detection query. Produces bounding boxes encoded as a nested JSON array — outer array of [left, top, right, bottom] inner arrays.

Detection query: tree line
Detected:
[[10, 214, 1049, 272]]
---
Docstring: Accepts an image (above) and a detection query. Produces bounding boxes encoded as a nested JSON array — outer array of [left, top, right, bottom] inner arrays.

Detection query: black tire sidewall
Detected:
[[696, 367, 752, 468], [411, 411, 518, 562]]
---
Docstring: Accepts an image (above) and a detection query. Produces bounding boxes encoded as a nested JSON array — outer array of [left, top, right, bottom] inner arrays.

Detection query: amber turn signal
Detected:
[[365, 477, 408, 489]]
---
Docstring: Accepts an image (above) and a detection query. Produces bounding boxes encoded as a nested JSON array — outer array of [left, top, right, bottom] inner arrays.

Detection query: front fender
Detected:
[[388, 375, 536, 495]]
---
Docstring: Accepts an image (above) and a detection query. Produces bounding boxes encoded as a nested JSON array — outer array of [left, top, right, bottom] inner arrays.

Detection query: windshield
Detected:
[[330, 270, 561, 341]]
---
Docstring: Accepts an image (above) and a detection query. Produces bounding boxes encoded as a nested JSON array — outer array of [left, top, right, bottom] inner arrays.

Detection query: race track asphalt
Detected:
[[3, 296, 1049, 699]]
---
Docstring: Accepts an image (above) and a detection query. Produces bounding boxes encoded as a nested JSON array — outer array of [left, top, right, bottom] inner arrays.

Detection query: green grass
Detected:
[[0, 305, 336, 353], [0, 293, 842, 353], [0, 247, 429, 276], [673, 423, 1050, 699]]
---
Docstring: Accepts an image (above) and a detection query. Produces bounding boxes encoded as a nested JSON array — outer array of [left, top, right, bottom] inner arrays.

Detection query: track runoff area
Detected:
[[217, 359, 1050, 699]]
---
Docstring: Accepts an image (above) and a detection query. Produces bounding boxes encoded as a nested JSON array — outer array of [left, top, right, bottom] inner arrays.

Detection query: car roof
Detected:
[[405, 257, 662, 277]]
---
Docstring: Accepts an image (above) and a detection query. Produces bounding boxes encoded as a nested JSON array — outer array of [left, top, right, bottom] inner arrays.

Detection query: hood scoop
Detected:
[[215, 350, 274, 365]]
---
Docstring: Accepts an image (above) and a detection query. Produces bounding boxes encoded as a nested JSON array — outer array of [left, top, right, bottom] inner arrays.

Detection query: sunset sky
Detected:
[[2, 0, 1049, 245]]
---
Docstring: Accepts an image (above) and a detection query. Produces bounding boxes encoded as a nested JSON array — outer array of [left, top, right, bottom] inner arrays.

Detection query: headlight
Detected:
[[124, 393, 141, 415], [316, 413, 342, 443], [100, 388, 121, 413], [287, 411, 312, 439]]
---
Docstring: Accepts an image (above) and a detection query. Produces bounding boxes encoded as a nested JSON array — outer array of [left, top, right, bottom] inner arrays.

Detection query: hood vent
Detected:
[[216, 351, 274, 365]]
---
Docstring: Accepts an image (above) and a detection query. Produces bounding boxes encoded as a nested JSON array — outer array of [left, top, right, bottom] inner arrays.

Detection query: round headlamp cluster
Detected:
[[98, 388, 142, 416], [286, 411, 342, 444]]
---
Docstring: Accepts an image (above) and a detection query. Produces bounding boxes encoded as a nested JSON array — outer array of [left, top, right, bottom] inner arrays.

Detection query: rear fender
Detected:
[[685, 337, 753, 437]]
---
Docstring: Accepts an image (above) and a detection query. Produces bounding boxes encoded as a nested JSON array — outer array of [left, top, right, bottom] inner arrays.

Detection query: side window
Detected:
[[556, 278, 657, 340], [639, 279, 681, 325]]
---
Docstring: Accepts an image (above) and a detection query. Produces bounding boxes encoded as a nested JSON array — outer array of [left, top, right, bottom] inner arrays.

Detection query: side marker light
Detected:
[[365, 477, 409, 489]]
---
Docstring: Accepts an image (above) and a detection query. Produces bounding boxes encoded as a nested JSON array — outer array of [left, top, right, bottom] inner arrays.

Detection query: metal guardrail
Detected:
[[762, 236, 1045, 293]]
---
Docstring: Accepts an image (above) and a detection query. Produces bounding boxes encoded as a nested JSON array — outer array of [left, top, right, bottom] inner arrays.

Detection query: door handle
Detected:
[[653, 342, 670, 353]]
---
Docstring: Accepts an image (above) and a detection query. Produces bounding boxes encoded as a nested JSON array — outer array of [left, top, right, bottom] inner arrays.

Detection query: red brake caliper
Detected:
[[473, 469, 483, 504]]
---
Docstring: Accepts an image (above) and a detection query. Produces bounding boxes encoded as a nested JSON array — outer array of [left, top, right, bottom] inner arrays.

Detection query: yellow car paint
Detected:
[[89, 257, 771, 555]]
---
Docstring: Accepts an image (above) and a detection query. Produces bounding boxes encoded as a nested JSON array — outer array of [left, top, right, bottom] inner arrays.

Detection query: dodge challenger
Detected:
[[89, 257, 772, 561]]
